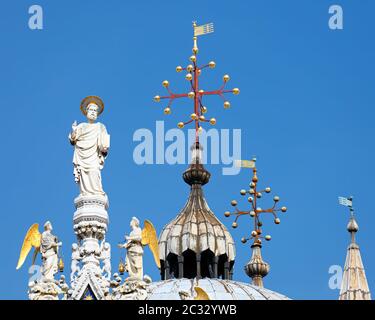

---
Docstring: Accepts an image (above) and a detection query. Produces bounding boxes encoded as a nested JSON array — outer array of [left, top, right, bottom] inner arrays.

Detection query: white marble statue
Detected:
[[118, 217, 144, 279], [70, 243, 81, 283], [100, 242, 111, 280], [40, 221, 62, 282], [69, 96, 110, 196]]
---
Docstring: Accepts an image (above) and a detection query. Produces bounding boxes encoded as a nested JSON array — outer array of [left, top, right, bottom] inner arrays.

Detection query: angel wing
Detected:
[[194, 286, 210, 300], [141, 220, 161, 269], [16, 223, 42, 270]]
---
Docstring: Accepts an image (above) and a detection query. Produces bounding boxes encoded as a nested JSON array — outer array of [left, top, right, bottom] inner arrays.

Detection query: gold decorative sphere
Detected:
[[198, 89, 204, 94], [190, 55, 196, 62], [265, 187, 271, 193], [273, 196, 280, 202], [208, 61, 216, 68], [177, 122, 184, 129], [252, 176, 258, 183], [251, 231, 257, 237], [188, 91, 195, 99], [176, 66, 183, 72], [192, 47, 198, 54], [224, 211, 231, 217], [250, 182, 256, 188], [164, 107, 171, 115], [250, 210, 256, 217], [187, 65, 194, 72], [240, 189, 247, 195], [256, 207, 262, 213], [201, 106, 207, 114], [186, 73, 193, 81], [198, 115, 205, 122], [281, 206, 287, 213], [190, 113, 198, 120], [231, 200, 237, 206], [256, 192, 262, 198], [198, 126, 203, 133], [241, 237, 247, 244], [224, 101, 231, 109], [232, 222, 238, 229], [118, 260, 125, 275], [249, 189, 255, 195], [248, 196, 253, 203], [274, 218, 281, 224], [223, 74, 230, 82], [258, 221, 263, 227], [265, 235, 272, 241], [162, 80, 169, 87], [232, 88, 240, 95], [154, 95, 161, 102]]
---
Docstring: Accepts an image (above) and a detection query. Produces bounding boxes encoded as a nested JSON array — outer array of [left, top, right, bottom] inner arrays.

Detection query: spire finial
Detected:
[[153, 21, 239, 143], [338, 196, 358, 243], [225, 159, 287, 287]]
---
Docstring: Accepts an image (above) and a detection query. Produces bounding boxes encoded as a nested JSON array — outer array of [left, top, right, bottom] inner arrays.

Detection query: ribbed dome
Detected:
[[159, 184, 235, 261], [146, 278, 290, 300], [158, 142, 235, 280]]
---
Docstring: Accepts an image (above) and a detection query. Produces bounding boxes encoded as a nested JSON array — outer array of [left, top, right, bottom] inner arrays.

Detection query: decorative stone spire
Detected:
[[158, 143, 236, 280], [338, 198, 371, 300]]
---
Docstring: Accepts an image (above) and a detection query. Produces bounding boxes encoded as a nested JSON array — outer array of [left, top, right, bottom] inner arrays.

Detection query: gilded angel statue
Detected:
[[118, 217, 160, 280], [16, 221, 62, 282]]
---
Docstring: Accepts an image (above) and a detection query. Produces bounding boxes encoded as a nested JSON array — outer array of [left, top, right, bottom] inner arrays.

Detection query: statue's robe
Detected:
[[70, 122, 110, 196], [40, 231, 58, 281], [125, 228, 144, 279]]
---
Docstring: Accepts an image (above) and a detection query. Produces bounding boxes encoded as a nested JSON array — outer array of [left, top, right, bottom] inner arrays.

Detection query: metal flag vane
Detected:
[[153, 21, 240, 142], [225, 158, 287, 246], [338, 195, 354, 216]]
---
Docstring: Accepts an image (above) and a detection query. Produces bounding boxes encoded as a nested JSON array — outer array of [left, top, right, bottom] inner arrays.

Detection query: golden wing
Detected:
[[16, 223, 42, 270], [141, 220, 161, 269], [194, 287, 210, 300]]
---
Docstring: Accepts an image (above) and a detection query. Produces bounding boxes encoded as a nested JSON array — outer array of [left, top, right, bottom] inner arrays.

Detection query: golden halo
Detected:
[[80, 96, 104, 116]]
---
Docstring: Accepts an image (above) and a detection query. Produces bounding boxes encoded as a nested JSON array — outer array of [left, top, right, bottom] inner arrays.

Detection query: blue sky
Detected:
[[1, 0, 374, 299]]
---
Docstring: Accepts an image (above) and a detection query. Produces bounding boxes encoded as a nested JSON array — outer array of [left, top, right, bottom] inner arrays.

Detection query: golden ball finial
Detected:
[[209, 61, 216, 68], [223, 74, 230, 82], [209, 118, 216, 125], [118, 260, 125, 275], [192, 47, 198, 54], [162, 80, 169, 87], [241, 237, 247, 244], [177, 122, 184, 129], [58, 257, 64, 273], [232, 222, 238, 229], [251, 230, 257, 237], [265, 235, 272, 241], [188, 91, 195, 99], [224, 101, 231, 109], [191, 113, 198, 120], [190, 55, 196, 62], [176, 66, 183, 72], [250, 210, 256, 217], [231, 200, 237, 206], [233, 88, 240, 95], [199, 115, 206, 121], [281, 206, 287, 213], [265, 187, 271, 193], [154, 95, 161, 102], [187, 65, 194, 72], [186, 73, 193, 81], [198, 89, 204, 94], [224, 211, 231, 217], [164, 107, 171, 115], [274, 218, 281, 224], [274, 196, 280, 202], [201, 106, 207, 114]]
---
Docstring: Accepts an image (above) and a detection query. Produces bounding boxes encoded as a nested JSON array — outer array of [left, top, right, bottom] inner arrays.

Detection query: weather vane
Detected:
[[338, 196, 354, 216], [153, 21, 240, 142], [225, 158, 287, 246]]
